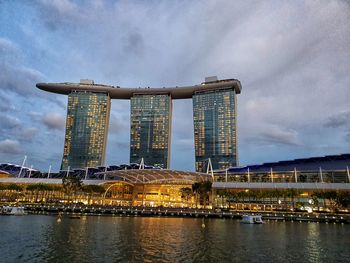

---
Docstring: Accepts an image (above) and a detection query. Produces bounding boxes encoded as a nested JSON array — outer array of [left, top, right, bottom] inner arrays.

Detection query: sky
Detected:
[[0, 0, 349, 172]]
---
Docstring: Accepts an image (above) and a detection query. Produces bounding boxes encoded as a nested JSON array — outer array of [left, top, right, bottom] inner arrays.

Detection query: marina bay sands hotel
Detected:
[[36, 77, 242, 172]]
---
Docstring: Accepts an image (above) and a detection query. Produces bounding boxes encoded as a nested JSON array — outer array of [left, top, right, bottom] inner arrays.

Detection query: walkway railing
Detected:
[[214, 169, 350, 184]]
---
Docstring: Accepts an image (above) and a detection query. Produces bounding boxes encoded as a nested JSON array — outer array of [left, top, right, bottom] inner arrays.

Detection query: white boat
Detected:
[[241, 215, 263, 224], [1, 206, 26, 215]]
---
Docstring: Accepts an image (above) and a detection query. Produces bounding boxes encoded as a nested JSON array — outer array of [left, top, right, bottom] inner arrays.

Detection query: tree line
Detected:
[[0, 176, 105, 203]]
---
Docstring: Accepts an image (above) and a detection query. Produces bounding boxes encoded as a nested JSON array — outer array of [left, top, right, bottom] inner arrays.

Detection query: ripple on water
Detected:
[[0, 216, 350, 262]]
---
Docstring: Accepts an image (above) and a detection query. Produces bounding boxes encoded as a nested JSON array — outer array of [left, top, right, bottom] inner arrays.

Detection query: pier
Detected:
[[23, 204, 350, 224]]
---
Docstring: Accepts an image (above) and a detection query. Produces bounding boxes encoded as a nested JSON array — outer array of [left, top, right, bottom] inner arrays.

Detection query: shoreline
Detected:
[[9, 204, 350, 224]]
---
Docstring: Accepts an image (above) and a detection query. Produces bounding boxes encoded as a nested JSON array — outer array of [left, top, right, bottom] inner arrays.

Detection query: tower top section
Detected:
[[36, 78, 241, 100]]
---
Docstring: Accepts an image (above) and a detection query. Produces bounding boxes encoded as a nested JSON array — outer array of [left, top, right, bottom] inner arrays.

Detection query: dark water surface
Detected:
[[0, 215, 349, 262]]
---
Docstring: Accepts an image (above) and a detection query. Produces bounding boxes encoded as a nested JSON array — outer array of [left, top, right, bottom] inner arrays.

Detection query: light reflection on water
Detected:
[[0, 215, 349, 262]]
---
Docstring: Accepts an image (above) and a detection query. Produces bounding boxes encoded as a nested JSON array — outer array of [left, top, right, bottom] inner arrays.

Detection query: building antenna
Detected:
[[103, 166, 107, 180], [319, 167, 323, 183], [47, 165, 51, 179], [270, 168, 274, 183], [28, 165, 33, 178], [18, 155, 27, 178], [206, 158, 214, 181], [139, 158, 145, 170], [85, 167, 89, 180], [66, 166, 70, 177]]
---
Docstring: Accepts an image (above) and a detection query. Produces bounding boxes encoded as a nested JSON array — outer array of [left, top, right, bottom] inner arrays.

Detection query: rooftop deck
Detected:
[[36, 78, 242, 99]]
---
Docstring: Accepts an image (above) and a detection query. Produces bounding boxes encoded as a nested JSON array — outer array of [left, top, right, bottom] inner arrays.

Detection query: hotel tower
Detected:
[[60, 80, 111, 170], [193, 77, 238, 172], [37, 77, 241, 171], [130, 94, 172, 169]]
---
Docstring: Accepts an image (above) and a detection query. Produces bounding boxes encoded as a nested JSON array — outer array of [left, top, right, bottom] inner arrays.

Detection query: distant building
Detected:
[[217, 153, 350, 175], [193, 80, 239, 172], [61, 89, 111, 170], [130, 94, 172, 168], [212, 154, 350, 191], [37, 77, 241, 170]]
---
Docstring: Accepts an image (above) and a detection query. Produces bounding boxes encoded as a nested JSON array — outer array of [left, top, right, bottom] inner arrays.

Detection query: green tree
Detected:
[[26, 183, 53, 202], [199, 181, 212, 208], [179, 187, 193, 207], [324, 191, 338, 211], [82, 184, 105, 194], [312, 191, 339, 211], [286, 189, 297, 210], [335, 191, 350, 209], [8, 183, 24, 191], [82, 184, 105, 204], [62, 176, 83, 203], [192, 182, 201, 208]]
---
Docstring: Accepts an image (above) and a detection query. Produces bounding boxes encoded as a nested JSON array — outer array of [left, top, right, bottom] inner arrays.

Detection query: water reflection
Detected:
[[306, 223, 322, 262], [0, 216, 349, 262]]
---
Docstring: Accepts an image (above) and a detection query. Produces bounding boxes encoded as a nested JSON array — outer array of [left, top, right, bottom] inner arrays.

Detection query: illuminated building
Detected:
[[61, 88, 111, 170], [36, 77, 241, 170], [1, 154, 350, 209], [130, 94, 172, 168], [193, 77, 238, 172]]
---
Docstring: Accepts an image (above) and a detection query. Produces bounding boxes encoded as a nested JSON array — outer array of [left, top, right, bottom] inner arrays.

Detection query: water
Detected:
[[0, 215, 349, 262]]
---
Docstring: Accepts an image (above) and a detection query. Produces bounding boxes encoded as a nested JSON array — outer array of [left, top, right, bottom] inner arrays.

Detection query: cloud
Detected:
[[0, 37, 64, 108], [346, 131, 350, 143], [115, 142, 129, 149], [0, 37, 20, 63], [33, 0, 81, 31], [19, 128, 38, 141], [42, 112, 65, 130], [258, 125, 302, 146], [174, 138, 194, 150], [0, 114, 21, 130], [109, 113, 128, 134], [0, 64, 45, 96], [0, 139, 22, 154], [0, 94, 15, 112], [0, 37, 64, 109], [324, 111, 350, 128], [28, 111, 43, 122], [0, 114, 38, 142], [324, 111, 350, 144], [1, 0, 350, 170]]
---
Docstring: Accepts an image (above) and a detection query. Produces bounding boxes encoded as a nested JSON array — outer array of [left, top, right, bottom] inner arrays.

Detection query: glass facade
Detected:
[[193, 88, 238, 172], [61, 91, 111, 170], [130, 94, 172, 169]]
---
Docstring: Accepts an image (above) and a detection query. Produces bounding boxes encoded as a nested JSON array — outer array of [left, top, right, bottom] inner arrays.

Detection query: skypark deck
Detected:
[[36, 78, 242, 99]]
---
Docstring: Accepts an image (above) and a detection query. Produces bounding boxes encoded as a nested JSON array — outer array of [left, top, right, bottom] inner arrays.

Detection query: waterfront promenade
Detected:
[[22, 204, 350, 224]]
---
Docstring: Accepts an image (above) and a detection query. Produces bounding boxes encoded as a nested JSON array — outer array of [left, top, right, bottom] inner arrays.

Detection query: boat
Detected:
[[1, 206, 26, 215], [241, 215, 263, 224]]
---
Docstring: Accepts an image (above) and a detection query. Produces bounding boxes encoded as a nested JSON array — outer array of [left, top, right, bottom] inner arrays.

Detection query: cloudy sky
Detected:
[[0, 0, 349, 172]]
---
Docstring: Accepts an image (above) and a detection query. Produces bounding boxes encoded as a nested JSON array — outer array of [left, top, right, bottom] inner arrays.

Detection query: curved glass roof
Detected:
[[0, 162, 211, 185], [99, 169, 212, 185]]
